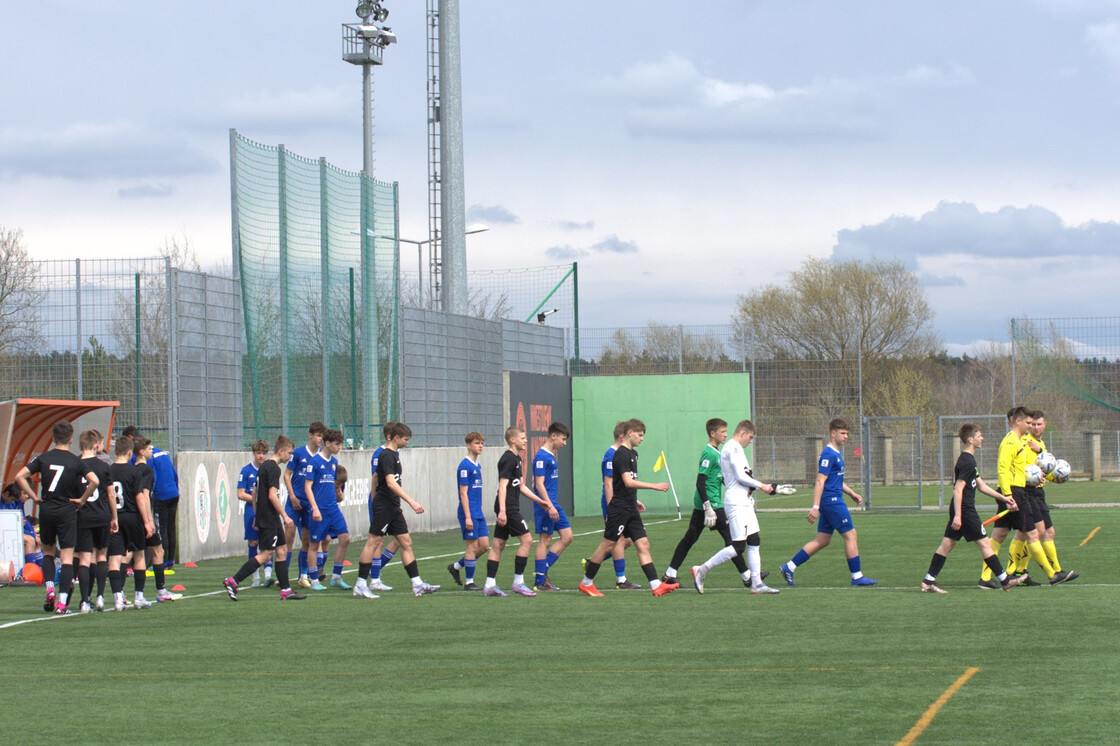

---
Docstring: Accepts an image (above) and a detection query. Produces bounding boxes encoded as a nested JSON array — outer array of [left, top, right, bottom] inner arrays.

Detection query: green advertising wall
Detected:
[[571, 373, 750, 516]]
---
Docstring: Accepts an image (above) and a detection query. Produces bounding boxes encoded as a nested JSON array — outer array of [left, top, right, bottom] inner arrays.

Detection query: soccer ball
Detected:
[[21, 562, 44, 585], [1024, 464, 1044, 487], [1051, 459, 1071, 483], [1036, 451, 1057, 475]]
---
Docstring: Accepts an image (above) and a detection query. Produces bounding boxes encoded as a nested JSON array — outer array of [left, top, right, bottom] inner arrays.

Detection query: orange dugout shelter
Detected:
[[0, 399, 119, 490]]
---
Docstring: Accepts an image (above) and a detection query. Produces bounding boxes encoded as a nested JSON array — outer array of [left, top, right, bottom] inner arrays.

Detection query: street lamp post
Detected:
[[371, 224, 488, 310]]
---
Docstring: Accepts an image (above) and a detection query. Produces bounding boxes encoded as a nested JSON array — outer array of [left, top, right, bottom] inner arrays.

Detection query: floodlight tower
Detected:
[[342, 1, 396, 178]]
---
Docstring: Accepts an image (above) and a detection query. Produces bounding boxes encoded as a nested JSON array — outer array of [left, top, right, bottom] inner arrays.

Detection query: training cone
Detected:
[[184, 562, 198, 568], [171, 584, 186, 592], [22, 563, 44, 586], [343, 560, 352, 566]]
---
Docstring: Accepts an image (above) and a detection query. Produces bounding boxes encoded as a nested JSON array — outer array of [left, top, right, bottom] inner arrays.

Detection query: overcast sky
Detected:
[[4, 1, 1120, 352]]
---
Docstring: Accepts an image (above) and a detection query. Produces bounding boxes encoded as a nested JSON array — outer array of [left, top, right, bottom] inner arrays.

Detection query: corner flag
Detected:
[[653, 451, 666, 472]]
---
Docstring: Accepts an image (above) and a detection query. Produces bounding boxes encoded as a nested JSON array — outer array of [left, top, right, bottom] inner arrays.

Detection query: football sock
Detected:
[[96, 560, 108, 596], [485, 560, 499, 587], [926, 552, 948, 581], [513, 555, 528, 584], [59, 563, 74, 603], [133, 568, 146, 594], [583, 559, 601, 583], [234, 558, 262, 584], [298, 550, 308, 577], [403, 560, 420, 579], [308, 564, 319, 582], [1007, 539, 1026, 573], [109, 569, 123, 595], [358, 562, 372, 580], [847, 555, 863, 580], [546, 551, 560, 569], [1027, 541, 1056, 578], [263, 560, 273, 579], [706, 545, 737, 570], [318, 552, 328, 576], [380, 549, 395, 565], [41, 554, 54, 587], [534, 558, 548, 584], [613, 558, 626, 579], [1042, 540, 1061, 572], [790, 549, 811, 568], [746, 545, 762, 586], [276, 559, 291, 591], [452, 557, 464, 571], [641, 562, 658, 582], [333, 562, 343, 577], [981, 538, 1002, 581], [370, 558, 382, 579], [464, 558, 476, 582], [983, 554, 1008, 581], [78, 564, 91, 604], [248, 547, 256, 561], [153, 564, 165, 590]]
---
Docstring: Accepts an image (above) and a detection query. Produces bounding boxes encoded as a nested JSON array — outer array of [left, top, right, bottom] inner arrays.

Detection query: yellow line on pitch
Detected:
[[1081, 527, 1101, 546], [896, 666, 979, 746]]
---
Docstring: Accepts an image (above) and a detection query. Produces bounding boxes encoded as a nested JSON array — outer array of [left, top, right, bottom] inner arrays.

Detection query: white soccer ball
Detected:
[[1036, 451, 1057, 475], [1024, 464, 1044, 487], [1051, 459, 1071, 483]]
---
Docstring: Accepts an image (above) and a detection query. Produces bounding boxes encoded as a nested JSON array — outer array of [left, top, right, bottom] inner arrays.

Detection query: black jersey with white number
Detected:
[[494, 450, 524, 514], [110, 462, 142, 514], [78, 456, 113, 527], [25, 448, 92, 508], [254, 459, 284, 530], [954, 451, 979, 512], [374, 449, 403, 508], [611, 446, 639, 508]]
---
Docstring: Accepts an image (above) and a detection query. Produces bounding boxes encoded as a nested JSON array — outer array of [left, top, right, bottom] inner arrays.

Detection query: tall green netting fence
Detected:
[[231, 130, 399, 447]]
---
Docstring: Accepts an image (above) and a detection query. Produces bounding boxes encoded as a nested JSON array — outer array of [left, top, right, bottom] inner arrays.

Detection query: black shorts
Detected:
[[999, 487, 1035, 533], [494, 508, 530, 540], [146, 524, 163, 549], [39, 506, 78, 549], [1031, 487, 1052, 530], [256, 524, 285, 551], [76, 524, 111, 553], [369, 500, 409, 537], [603, 502, 647, 542], [944, 504, 986, 543], [114, 514, 149, 554]]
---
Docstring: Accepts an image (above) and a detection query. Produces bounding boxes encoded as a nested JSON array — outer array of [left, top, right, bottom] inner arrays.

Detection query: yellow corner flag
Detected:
[[653, 451, 666, 473]]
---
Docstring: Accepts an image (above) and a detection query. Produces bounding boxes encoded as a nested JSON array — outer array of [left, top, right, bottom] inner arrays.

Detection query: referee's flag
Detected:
[[653, 451, 666, 473]]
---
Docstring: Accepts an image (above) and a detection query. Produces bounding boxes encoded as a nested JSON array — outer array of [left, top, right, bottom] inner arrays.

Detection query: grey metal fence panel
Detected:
[[502, 319, 566, 375], [172, 270, 243, 451]]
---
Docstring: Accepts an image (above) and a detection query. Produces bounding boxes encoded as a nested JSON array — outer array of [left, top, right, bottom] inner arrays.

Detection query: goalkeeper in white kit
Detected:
[[691, 419, 780, 595]]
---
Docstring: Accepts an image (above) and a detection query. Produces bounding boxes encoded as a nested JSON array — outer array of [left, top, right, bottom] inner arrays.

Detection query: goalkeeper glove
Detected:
[[702, 501, 717, 528]]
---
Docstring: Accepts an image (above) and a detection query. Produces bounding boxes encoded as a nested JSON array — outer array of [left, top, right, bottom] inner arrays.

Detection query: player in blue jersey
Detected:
[[284, 422, 326, 588], [1, 483, 41, 578], [307, 429, 351, 590], [779, 419, 877, 587], [367, 423, 402, 591], [596, 422, 639, 588], [237, 440, 272, 587], [148, 441, 180, 571], [532, 422, 572, 591], [447, 432, 489, 590]]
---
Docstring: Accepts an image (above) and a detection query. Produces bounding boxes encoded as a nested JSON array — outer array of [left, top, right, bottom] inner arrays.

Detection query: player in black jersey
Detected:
[[353, 422, 440, 598], [15, 421, 98, 614], [224, 435, 307, 601], [107, 436, 155, 609], [578, 419, 679, 597], [76, 430, 117, 612], [920, 424, 1022, 593]]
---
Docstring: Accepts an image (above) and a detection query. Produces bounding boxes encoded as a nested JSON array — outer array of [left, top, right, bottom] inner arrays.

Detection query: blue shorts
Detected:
[[458, 513, 489, 541], [285, 501, 309, 531], [367, 494, 375, 526], [601, 496, 608, 520], [23, 517, 36, 538], [309, 510, 349, 543], [243, 508, 259, 542], [817, 503, 855, 535], [534, 502, 571, 535]]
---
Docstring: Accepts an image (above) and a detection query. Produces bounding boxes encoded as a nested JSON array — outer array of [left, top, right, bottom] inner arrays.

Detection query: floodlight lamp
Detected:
[[356, 2, 374, 20], [375, 6, 389, 22]]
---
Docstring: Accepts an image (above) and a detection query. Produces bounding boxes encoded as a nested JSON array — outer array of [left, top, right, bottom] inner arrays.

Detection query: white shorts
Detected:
[[724, 492, 759, 541]]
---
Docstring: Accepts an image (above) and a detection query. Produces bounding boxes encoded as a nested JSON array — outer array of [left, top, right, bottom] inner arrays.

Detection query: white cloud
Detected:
[[1086, 19, 1120, 65], [0, 121, 217, 180], [544, 233, 639, 260], [597, 53, 973, 141], [118, 183, 175, 199], [467, 204, 520, 225]]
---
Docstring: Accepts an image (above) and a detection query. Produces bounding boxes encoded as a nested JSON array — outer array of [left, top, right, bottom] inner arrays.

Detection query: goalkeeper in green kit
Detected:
[[660, 418, 767, 588]]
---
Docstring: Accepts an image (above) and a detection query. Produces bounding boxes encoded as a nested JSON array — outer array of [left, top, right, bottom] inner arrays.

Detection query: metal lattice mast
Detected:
[[426, 0, 442, 309]]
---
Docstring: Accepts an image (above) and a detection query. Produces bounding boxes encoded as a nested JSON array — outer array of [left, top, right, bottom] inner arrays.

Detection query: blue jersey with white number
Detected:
[[817, 445, 845, 505], [533, 448, 560, 506], [238, 462, 259, 521], [286, 445, 319, 508], [456, 457, 485, 519], [311, 452, 340, 515]]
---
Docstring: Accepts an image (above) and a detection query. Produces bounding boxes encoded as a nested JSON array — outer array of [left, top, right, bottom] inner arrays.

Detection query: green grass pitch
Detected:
[[2, 508, 1117, 744]]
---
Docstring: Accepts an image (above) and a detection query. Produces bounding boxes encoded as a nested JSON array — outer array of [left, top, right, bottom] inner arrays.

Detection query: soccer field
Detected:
[[3, 508, 1117, 745]]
